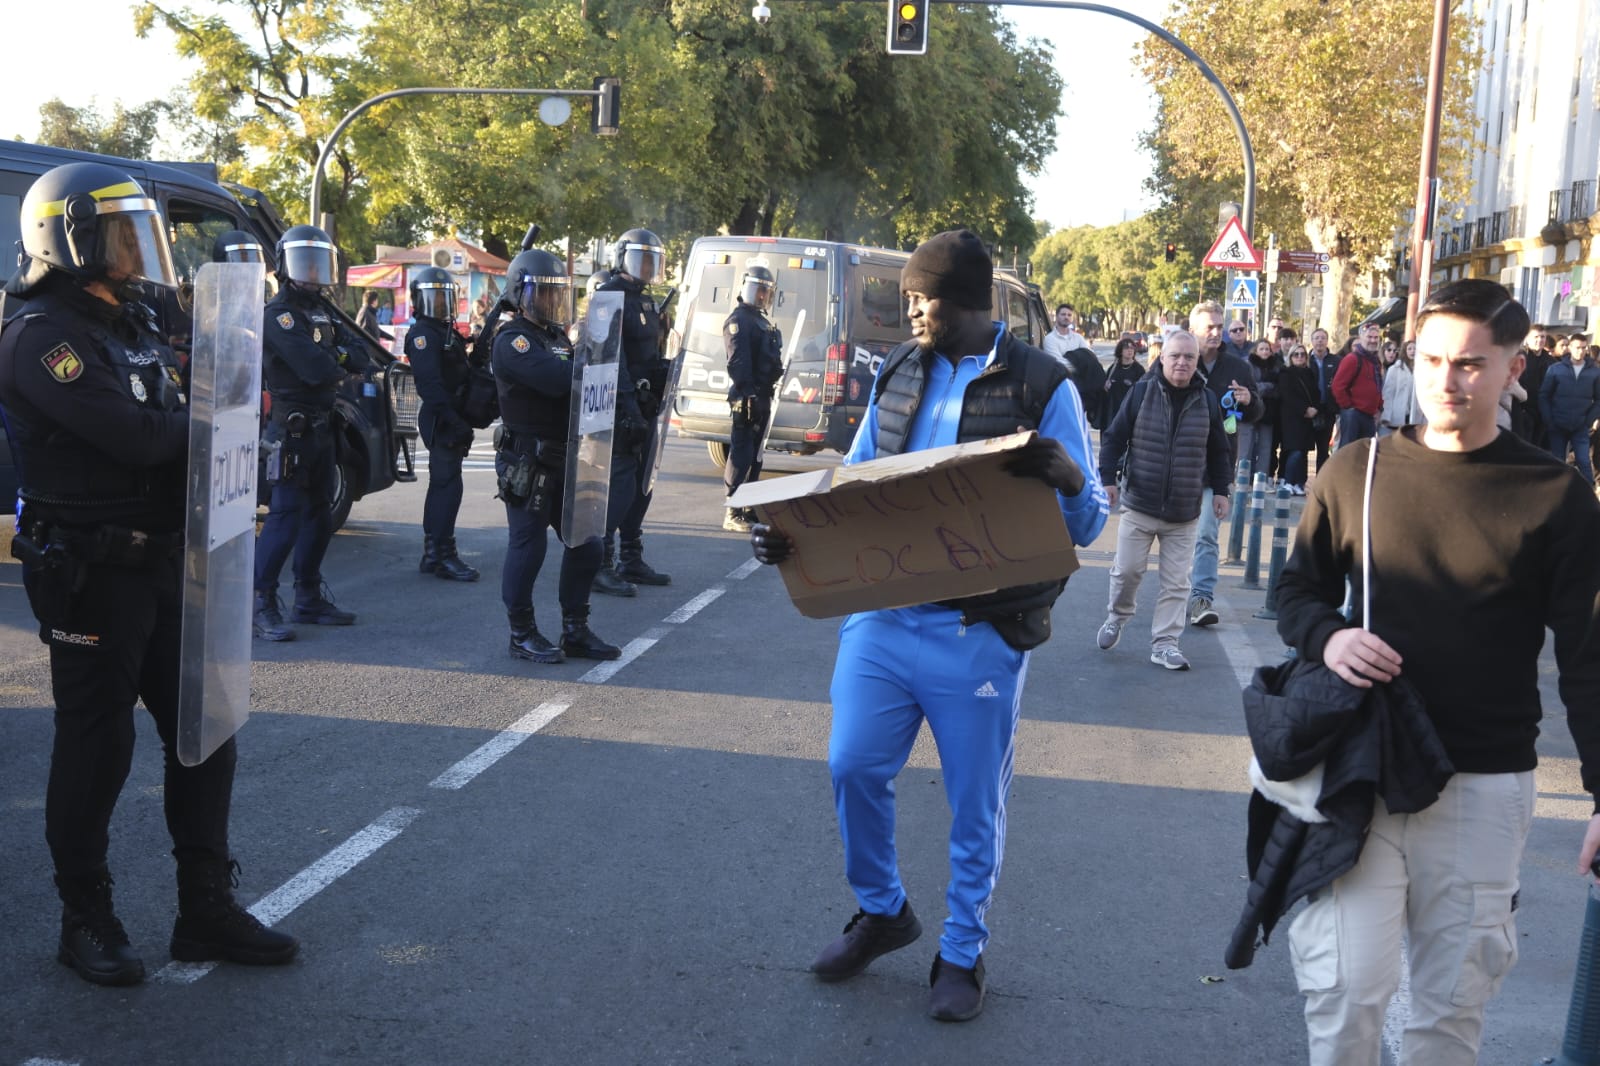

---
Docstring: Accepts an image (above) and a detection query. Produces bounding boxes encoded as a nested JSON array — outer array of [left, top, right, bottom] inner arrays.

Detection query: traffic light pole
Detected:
[[306, 84, 614, 230]]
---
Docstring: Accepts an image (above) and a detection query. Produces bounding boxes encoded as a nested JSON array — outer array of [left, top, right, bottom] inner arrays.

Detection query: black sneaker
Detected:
[[809, 902, 922, 982], [928, 953, 986, 1022]]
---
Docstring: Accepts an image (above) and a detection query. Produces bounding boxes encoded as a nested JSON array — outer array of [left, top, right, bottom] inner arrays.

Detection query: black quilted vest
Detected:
[[870, 332, 1072, 650], [1120, 376, 1212, 523]]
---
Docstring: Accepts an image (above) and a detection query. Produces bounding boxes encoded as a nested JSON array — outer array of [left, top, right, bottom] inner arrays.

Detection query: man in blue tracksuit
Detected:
[[751, 230, 1107, 1022]]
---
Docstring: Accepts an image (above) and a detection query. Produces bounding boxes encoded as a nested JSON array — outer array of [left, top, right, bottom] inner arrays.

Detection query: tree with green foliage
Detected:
[[31, 99, 170, 160], [1139, 0, 1479, 343]]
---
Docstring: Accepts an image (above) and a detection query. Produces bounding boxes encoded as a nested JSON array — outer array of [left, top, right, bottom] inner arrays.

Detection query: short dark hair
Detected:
[[1276, 327, 1298, 341], [364, 291, 380, 306], [1056, 303, 1075, 315], [1415, 279, 1530, 349]]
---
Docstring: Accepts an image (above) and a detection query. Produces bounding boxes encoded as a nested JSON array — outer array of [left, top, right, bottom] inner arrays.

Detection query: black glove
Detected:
[[1003, 436, 1086, 496], [750, 523, 793, 565]]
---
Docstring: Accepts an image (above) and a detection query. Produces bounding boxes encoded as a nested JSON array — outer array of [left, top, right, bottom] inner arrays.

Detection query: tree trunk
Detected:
[[1306, 216, 1358, 347], [729, 198, 762, 236]]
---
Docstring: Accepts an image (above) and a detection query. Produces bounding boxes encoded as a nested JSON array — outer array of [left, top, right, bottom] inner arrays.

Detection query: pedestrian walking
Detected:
[[1331, 323, 1384, 448], [1103, 336, 1145, 427], [1274, 279, 1600, 1064], [1095, 330, 1232, 670], [749, 229, 1107, 1022], [1538, 333, 1599, 483]]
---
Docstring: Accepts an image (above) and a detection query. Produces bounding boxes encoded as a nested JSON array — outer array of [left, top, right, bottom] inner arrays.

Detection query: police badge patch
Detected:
[[41, 342, 83, 383], [727, 322, 739, 335], [313, 327, 322, 343], [512, 335, 531, 353], [129, 373, 148, 403], [277, 312, 295, 330], [415, 335, 427, 350]]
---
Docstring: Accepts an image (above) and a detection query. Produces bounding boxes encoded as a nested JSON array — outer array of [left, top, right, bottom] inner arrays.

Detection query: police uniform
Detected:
[[595, 271, 671, 589], [492, 315, 619, 662], [255, 285, 369, 622], [406, 313, 478, 579], [722, 297, 784, 504], [0, 277, 296, 985]]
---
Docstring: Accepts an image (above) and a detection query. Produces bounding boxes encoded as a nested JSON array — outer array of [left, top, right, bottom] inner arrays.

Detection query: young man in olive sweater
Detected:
[[1274, 279, 1600, 1064]]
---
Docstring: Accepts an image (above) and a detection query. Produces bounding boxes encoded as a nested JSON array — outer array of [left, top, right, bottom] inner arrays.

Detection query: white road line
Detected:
[[579, 634, 661, 685], [429, 701, 574, 790], [663, 587, 725, 625], [726, 557, 763, 581], [1208, 592, 1262, 689], [22, 1058, 80, 1065], [151, 806, 422, 985]]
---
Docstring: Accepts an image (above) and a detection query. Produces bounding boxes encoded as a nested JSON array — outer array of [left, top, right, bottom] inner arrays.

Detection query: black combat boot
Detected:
[[253, 591, 295, 642], [170, 859, 298, 966], [55, 869, 145, 986], [591, 535, 637, 598], [508, 609, 563, 664], [560, 608, 622, 660], [419, 535, 441, 574], [291, 581, 356, 625], [433, 537, 481, 582], [617, 537, 671, 586]]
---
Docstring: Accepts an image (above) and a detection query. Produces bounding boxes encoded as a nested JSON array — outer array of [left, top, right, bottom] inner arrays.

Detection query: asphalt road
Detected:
[[0, 431, 1591, 1065]]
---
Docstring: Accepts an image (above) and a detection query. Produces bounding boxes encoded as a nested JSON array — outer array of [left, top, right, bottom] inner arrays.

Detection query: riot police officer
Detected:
[[406, 266, 479, 582], [0, 163, 297, 985], [493, 248, 621, 663], [593, 227, 672, 595], [253, 224, 371, 640], [722, 263, 784, 532], [213, 228, 266, 265]]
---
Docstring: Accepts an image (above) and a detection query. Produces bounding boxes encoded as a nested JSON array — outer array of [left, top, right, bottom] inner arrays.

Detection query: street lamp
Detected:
[[307, 82, 619, 229]]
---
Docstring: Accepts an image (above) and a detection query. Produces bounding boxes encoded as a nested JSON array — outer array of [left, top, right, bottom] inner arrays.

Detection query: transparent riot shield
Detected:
[[758, 307, 806, 455], [644, 353, 683, 496], [561, 290, 621, 547], [177, 260, 265, 767]]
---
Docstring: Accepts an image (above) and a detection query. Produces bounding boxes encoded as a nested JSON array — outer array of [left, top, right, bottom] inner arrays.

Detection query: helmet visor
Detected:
[[280, 238, 338, 287], [741, 276, 775, 311], [619, 243, 663, 284], [97, 202, 178, 289], [220, 239, 265, 263], [414, 282, 456, 320], [518, 274, 573, 327]]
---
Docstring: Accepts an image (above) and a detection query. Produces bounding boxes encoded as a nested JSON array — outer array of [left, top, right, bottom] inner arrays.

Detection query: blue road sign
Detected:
[[1228, 276, 1259, 310]]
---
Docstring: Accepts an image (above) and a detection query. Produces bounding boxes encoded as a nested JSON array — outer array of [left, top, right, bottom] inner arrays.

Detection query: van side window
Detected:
[[1003, 286, 1031, 339], [166, 201, 243, 285], [853, 272, 905, 346], [0, 193, 20, 270]]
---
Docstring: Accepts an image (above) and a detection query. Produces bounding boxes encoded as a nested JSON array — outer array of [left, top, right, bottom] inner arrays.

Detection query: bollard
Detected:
[[1255, 484, 1292, 619], [1555, 865, 1600, 1066], [1241, 473, 1267, 589], [1224, 458, 1251, 564]]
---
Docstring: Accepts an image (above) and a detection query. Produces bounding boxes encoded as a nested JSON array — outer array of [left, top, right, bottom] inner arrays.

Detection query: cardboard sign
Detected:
[[729, 431, 1080, 619]]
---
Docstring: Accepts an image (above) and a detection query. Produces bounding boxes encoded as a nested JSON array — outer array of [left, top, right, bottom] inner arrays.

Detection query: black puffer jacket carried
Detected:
[[1224, 657, 1454, 970]]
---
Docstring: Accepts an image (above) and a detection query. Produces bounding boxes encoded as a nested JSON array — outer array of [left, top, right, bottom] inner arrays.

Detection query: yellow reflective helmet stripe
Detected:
[[30, 181, 152, 219]]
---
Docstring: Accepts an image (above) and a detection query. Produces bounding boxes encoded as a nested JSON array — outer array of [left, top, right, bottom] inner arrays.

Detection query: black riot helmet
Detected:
[[409, 266, 457, 322], [274, 223, 339, 289], [507, 248, 572, 328], [739, 263, 777, 313], [18, 162, 178, 291], [213, 229, 267, 265], [611, 227, 664, 285]]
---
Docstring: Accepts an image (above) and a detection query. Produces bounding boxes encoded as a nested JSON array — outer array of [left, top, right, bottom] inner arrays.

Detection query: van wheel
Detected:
[[329, 455, 358, 532], [707, 440, 730, 468]]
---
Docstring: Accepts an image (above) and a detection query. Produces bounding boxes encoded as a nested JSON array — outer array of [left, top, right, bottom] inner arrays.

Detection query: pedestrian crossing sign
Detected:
[[1228, 276, 1259, 310], [1203, 216, 1265, 270]]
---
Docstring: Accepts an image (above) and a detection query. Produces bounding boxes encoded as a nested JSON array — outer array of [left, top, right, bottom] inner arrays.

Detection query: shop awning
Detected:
[[346, 262, 405, 288]]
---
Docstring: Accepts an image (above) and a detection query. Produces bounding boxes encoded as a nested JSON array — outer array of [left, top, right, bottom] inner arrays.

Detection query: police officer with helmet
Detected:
[[252, 223, 371, 640], [492, 247, 621, 664], [721, 263, 784, 532], [406, 266, 479, 582], [213, 228, 266, 265], [0, 162, 297, 986], [593, 226, 673, 595]]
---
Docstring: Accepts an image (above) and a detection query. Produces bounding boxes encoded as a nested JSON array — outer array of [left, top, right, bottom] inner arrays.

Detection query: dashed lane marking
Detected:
[[150, 806, 422, 985], [429, 701, 575, 790], [726, 557, 763, 581], [663, 587, 726, 625], [578, 626, 670, 685]]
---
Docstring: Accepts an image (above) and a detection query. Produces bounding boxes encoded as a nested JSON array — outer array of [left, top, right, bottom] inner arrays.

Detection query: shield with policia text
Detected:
[[177, 260, 265, 767], [562, 290, 622, 546]]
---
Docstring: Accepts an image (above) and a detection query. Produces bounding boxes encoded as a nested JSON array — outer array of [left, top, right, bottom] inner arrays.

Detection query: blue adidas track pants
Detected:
[[828, 604, 1028, 969]]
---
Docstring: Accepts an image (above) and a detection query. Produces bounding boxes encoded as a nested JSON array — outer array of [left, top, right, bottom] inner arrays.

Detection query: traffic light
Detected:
[[887, 0, 928, 55], [1164, 242, 1177, 263], [592, 76, 620, 136]]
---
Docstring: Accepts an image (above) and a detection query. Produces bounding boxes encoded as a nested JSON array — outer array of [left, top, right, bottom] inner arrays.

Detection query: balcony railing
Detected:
[[1507, 204, 1524, 237], [1490, 211, 1506, 243], [1474, 217, 1489, 248], [1573, 180, 1596, 221]]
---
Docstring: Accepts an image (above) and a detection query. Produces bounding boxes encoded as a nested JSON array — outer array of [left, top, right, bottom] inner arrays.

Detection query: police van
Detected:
[[0, 138, 418, 528], [671, 236, 1052, 467]]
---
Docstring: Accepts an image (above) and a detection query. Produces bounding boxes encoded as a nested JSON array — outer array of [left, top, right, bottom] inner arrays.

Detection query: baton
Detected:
[[758, 308, 806, 456]]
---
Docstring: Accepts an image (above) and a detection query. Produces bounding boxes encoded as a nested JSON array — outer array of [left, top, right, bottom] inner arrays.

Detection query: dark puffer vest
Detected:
[[1119, 376, 1212, 524], [871, 332, 1072, 650]]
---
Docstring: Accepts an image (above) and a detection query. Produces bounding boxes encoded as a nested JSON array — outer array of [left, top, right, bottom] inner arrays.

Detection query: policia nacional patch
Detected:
[[42, 343, 84, 383], [512, 336, 531, 353]]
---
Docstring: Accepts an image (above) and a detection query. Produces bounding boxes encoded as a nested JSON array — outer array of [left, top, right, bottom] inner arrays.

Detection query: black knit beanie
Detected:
[[900, 229, 992, 310]]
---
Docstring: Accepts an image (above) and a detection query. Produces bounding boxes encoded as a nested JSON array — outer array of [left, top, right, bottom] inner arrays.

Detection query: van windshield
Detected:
[[683, 250, 830, 364]]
